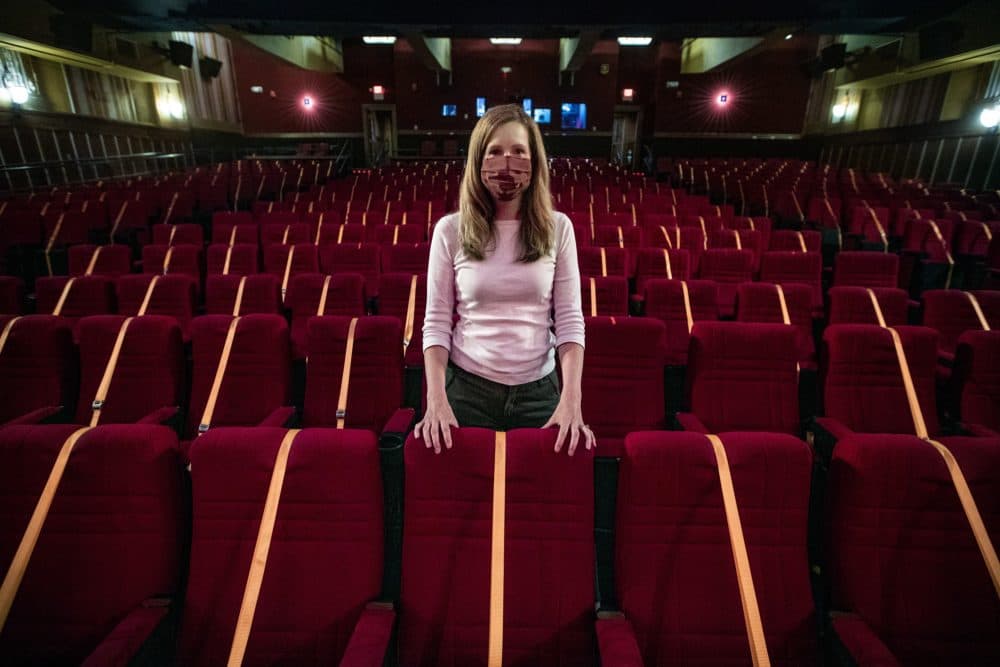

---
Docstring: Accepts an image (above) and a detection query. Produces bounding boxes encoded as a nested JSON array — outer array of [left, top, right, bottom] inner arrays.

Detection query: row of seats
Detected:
[[1, 425, 996, 665]]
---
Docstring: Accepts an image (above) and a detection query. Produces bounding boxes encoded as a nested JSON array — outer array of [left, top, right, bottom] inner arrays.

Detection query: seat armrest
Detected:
[[596, 613, 644, 667], [81, 598, 171, 667], [676, 412, 710, 433], [814, 416, 855, 442], [137, 406, 180, 425], [830, 613, 901, 667], [338, 602, 396, 667], [963, 422, 1000, 438], [3, 405, 63, 426], [379, 408, 416, 448], [258, 406, 297, 428]]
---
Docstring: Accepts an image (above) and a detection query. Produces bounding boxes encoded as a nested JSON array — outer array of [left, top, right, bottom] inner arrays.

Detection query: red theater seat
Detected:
[[152, 223, 204, 246], [370, 223, 425, 246], [286, 273, 366, 358], [35, 276, 116, 340], [832, 251, 900, 288], [0, 315, 76, 425], [399, 428, 595, 666], [206, 242, 259, 276], [603, 431, 818, 665], [769, 229, 821, 253], [759, 251, 824, 314], [141, 244, 203, 291], [697, 248, 755, 318], [76, 315, 184, 424], [205, 274, 283, 316], [319, 243, 381, 298], [951, 330, 1000, 435], [828, 286, 909, 326], [0, 276, 24, 314], [580, 276, 629, 316], [633, 248, 691, 300], [187, 314, 293, 438], [827, 434, 1000, 665], [178, 427, 388, 666], [679, 322, 801, 435], [736, 282, 816, 369], [922, 289, 1000, 364], [116, 274, 198, 341], [381, 242, 430, 275], [67, 244, 131, 277], [260, 222, 311, 246], [578, 246, 629, 279], [0, 424, 183, 665], [377, 272, 427, 367], [581, 317, 667, 456], [642, 279, 718, 366]]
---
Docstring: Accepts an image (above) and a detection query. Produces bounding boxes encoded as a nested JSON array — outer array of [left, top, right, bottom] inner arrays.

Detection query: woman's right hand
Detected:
[[413, 392, 459, 454]]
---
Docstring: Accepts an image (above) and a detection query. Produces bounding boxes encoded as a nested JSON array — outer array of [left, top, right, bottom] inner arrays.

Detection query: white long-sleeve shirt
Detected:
[[422, 211, 585, 385]]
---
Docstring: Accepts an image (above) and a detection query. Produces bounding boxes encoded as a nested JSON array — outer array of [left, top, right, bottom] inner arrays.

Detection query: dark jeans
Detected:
[[445, 361, 560, 430]]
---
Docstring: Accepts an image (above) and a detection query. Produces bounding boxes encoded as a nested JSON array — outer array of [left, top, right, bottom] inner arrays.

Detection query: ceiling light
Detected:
[[362, 36, 397, 45], [831, 103, 847, 120], [8, 85, 28, 105], [168, 99, 184, 119], [490, 38, 522, 45], [785, 33, 793, 40], [980, 105, 1000, 129], [618, 37, 653, 46], [250, 85, 264, 94]]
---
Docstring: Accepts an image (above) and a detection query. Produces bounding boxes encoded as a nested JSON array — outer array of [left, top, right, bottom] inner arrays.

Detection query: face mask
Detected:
[[480, 155, 532, 202]]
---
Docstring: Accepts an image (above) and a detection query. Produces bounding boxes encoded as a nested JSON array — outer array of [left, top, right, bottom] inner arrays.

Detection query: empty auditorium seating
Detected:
[[604, 431, 818, 664], [67, 244, 131, 277], [828, 286, 910, 326], [400, 428, 595, 666], [578, 246, 629, 279], [633, 248, 691, 301], [642, 279, 718, 365], [319, 243, 381, 298], [0, 424, 183, 664], [142, 243, 203, 290], [580, 276, 629, 316], [377, 272, 427, 367], [832, 251, 900, 288], [263, 244, 320, 299], [187, 314, 293, 438], [152, 223, 204, 246], [286, 273, 366, 358], [116, 274, 198, 341], [0, 315, 76, 425], [759, 251, 824, 313], [581, 317, 667, 456], [260, 222, 312, 246], [34, 275, 116, 339], [697, 248, 755, 317], [76, 315, 184, 424], [178, 427, 388, 666], [381, 242, 430, 274], [736, 282, 817, 369], [951, 330, 1000, 435], [922, 289, 1000, 363], [205, 274, 283, 316], [679, 322, 801, 434], [0, 276, 24, 314], [206, 242, 259, 276], [770, 229, 821, 253], [827, 433, 1000, 664]]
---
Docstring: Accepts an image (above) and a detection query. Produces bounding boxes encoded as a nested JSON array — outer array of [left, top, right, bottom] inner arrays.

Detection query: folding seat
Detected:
[[187, 314, 293, 438], [106, 198, 151, 243], [769, 229, 821, 253], [0, 276, 24, 314], [377, 272, 427, 369], [260, 222, 311, 246], [709, 228, 763, 271], [854, 206, 892, 250], [678, 322, 801, 435], [637, 212, 679, 232], [41, 208, 91, 247], [370, 223, 425, 246], [594, 210, 635, 228], [697, 248, 754, 318], [571, 222, 594, 247], [580, 276, 629, 316], [954, 219, 999, 258], [0, 210, 42, 272], [303, 316, 414, 437], [828, 286, 909, 326], [262, 243, 320, 300], [141, 244, 203, 292], [381, 242, 430, 275], [922, 289, 1000, 364], [67, 243, 131, 278], [286, 273, 366, 358], [399, 428, 595, 665], [256, 211, 300, 227], [302, 209, 344, 243], [633, 248, 691, 302], [211, 210, 254, 232], [826, 433, 1000, 665], [951, 330, 1000, 435], [0, 315, 76, 425], [205, 242, 258, 276], [759, 250, 824, 314], [0, 424, 184, 665], [319, 243, 381, 298], [643, 279, 717, 366], [158, 190, 195, 223], [832, 251, 899, 288], [807, 196, 841, 228], [674, 226, 709, 272], [817, 325, 940, 439], [581, 317, 667, 457], [34, 275, 116, 340], [641, 223, 680, 249], [176, 427, 389, 666], [600, 431, 818, 665], [205, 274, 282, 316], [736, 282, 816, 369], [151, 223, 203, 246], [74, 315, 184, 425], [116, 274, 198, 342]]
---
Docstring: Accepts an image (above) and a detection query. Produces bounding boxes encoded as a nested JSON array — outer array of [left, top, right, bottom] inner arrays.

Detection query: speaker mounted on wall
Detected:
[[199, 56, 223, 79], [168, 40, 194, 69]]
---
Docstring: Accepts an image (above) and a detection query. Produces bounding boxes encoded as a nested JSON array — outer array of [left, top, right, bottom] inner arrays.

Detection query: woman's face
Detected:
[[480, 121, 532, 203]]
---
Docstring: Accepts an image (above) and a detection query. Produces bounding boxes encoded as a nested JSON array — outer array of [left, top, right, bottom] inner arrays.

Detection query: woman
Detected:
[[414, 104, 594, 456]]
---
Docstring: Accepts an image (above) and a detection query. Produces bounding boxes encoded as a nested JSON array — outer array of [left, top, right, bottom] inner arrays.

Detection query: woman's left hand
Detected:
[[541, 396, 596, 456]]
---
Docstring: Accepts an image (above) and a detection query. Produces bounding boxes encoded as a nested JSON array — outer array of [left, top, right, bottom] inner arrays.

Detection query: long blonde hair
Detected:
[[458, 104, 555, 262]]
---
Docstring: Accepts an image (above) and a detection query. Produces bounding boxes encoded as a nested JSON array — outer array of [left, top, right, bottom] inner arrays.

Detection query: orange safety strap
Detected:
[[168, 225, 178, 245], [281, 246, 296, 300], [44, 213, 66, 276], [979, 222, 993, 244], [658, 226, 673, 248], [630, 203, 637, 226], [233, 176, 242, 211], [227, 428, 301, 667], [316, 275, 332, 316], [337, 224, 345, 244], [746, 218, 756, 231], [109, 201, 128, 241], [384, 206, 391, 226], [281, 225, 291, 245], [393, 226, 400, 245], [775, 284, 791, 325], [162, 246, 174, 275], [335, 317, 359, 429], [662, 248, 674, 280], [866, 208, 889, 253], [198, 317, 241, 435], [0, 317, 21, 356], [313, 212, 326, 245], [256, 176, 265, 200], [137, 275, 160, 316], [865, 288, 888, 328], [403, 274, 418, 352], [84, 246, 103, 276], [223, 244, 235, 275], [90, 317, 135, 426], [487, 430, 507, 667], [401, 211, 408, 226], [616, 226, 624, 249], [732, 230, 743, 250], [0, 426, 93, 631], [791, 191, 804, 222], [52, 277, 77, 316], [705, 434, 771, 667], [965, 292, 991, 331], [232, 276, 247, 317], [680, 280, 693, 334], [761, 186, 769, 217], [599, 248, 608, 277], [163, 192, 179, 225], [589, 277, 598, 317], [925, 220, 955, 289], [795, 232, 807, 253]]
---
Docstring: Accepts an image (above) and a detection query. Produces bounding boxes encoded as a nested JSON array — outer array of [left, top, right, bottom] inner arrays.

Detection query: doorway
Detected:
[[362, 105, 397, 167], [611, 106, 642, 170]]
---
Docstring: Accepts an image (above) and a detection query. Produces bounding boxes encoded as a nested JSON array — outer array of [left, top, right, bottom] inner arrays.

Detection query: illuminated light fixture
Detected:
[[372, 85, 385, 95], [500, 66, 513, 74], [618, 36, 653, 46], [831, 103, 847, 120], [168, 98, 184, 119], [490, 38, 522, 45], [622, 87, 634, 101], [250, 85, 264, 94], [8, 85, 29, 105], [302, 95, 313, 109], [785, 33, 793, 40], [716, 92, 729, 106], [981, 105, 1000, 129], [362, 36, 396, 45]]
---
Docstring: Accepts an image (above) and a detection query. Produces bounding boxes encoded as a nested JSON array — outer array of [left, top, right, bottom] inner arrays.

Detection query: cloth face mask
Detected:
[[480, 155, 532, 202]]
